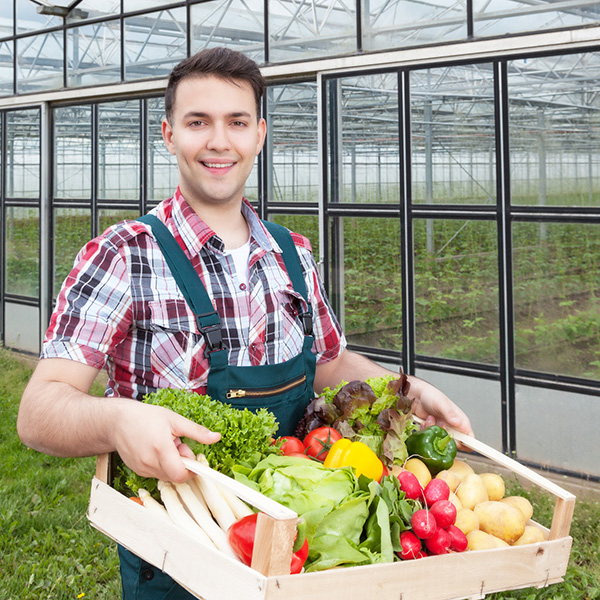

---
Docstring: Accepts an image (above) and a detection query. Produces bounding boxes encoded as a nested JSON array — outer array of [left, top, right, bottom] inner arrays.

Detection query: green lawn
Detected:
[[1, 348, 598, 599]]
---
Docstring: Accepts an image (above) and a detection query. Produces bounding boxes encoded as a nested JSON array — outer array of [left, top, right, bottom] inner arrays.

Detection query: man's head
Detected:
[[165, 47, 265, 124]]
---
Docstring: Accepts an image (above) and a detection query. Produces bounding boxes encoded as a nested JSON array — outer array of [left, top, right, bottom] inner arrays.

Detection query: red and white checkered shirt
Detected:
[[42, 189, 346, 399]]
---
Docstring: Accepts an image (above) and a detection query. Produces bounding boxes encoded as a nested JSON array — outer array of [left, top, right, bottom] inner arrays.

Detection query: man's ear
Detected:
[[162, 118, 176, 155], [255, 117, 267, 156]]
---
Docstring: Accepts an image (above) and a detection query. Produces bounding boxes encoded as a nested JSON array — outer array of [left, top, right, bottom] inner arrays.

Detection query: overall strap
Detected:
[[137, 214, 224, 354], [262, 220, 313, 335]]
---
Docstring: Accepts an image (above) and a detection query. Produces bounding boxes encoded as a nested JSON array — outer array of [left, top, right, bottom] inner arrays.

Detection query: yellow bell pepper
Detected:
[[323, 438, 384, 481]]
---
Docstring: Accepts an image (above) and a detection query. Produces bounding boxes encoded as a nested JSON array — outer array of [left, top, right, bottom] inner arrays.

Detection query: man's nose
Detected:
[[206, 123, 230, 151]]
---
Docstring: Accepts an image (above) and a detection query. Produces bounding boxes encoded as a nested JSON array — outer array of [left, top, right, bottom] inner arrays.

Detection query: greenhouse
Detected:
[[1, 0, 600, 480]]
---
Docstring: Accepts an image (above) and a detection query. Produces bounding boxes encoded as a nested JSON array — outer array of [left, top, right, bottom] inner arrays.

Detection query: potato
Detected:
[[435, 469, 461, 492], [448, 491, 463, 512], [455, 508, 479, 535], [512, 525, 547, 546], [404, 458, 432, 488], [500, 496, 534, 522], [466, 530, 508, 550], [447, 459, 474, 484], [479, 472, 506, 501], [456, 473, 489, 510], [474, 500, 526, 545]]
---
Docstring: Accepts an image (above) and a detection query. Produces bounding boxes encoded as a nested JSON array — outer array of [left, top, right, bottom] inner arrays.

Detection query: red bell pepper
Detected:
[[227, 513, 309, 574]]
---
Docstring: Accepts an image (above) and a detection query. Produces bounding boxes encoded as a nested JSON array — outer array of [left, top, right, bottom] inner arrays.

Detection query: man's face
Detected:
[[162, 75, 266, 212]]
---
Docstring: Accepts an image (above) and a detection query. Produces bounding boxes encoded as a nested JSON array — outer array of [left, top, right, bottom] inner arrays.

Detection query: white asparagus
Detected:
[[195, 454, 254, 520], [138, 488, 172, 521], [157, 480, 215, 549], [174, 482, 239, 560], [216, 483, 254, 520], [194, 473, 238, 532]]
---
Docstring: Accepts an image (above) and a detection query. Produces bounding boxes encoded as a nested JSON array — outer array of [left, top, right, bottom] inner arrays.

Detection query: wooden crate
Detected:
[[87, 429, 575, 600]]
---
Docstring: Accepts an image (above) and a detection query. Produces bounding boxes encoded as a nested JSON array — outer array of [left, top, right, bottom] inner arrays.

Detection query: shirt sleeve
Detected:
[[295, 243, 347, 364], [41, 234, 133, 369]]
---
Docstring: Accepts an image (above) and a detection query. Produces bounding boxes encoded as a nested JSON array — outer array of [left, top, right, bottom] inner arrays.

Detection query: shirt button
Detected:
[[141, 567, 154, 581], [250, 343, 257, 351], [239, 283, 247, 290]]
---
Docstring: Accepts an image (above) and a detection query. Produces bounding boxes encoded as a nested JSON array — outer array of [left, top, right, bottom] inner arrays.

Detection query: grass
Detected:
[[1, 348, 598, 599]]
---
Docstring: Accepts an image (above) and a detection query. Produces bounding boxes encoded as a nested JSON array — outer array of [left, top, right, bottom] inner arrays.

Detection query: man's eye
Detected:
[[232, 121, 247, 127]]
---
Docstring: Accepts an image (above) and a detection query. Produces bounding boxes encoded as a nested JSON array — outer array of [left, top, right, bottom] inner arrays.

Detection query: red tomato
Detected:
[[303, 427, 342, 460], [286, 452, 311, 460], [277, 436, 305, 455]]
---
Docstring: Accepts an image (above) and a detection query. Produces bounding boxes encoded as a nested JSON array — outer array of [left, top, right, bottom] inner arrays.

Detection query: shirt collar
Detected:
[[163, 188, 281, 257]]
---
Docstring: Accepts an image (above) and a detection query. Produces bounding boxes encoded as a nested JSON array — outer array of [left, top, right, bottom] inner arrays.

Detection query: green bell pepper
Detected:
[[405, 425, 457, 475]]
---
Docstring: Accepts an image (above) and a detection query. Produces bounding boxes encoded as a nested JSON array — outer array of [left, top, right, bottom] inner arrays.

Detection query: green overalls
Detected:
[[118, 214, 316, 600]]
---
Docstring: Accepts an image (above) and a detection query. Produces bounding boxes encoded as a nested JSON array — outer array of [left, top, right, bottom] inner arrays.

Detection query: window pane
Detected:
[[148, 97, 177, 201], [54, 106, 92, 199], [0, 4, 13, 38], [330, 216, 402, 350], [191, 0, 265, 63], [268, 83, 318, 203], [271, 214, 320, 259], [98, 101, 140, 200], [328, 74, 399, 204], [124, 8, 186, 80], [0, 40, 13, 96], [474, 0, 600, 37], [509, 52, 600, 208], [98, 208, 140, 233], [414, 219, 499, 364], [269, 0, 356, 63], [66, 0, 121, 23], [362, 0, 467, 52], [512, 222, 600, 379], [16, 0, 60, 33], [68, 21, 121, 87], [6, 109, 40, 198], [411, 65, 496, 205], [5, 206, 39, 298], [16, 32, 64, 93], [53, 208, 91, 296]]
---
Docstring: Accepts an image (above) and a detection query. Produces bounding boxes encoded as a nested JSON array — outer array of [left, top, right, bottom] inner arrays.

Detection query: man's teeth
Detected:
[[204, 162, 234, 168]]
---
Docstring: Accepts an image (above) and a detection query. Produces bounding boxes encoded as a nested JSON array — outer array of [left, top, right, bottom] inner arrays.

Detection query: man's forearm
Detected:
[[17, 372, 125, 457]]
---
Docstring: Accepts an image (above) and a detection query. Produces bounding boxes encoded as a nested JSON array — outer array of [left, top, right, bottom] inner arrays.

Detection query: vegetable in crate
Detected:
[[323, 438, 384, 481], [227, 513, 309, 574], [405, 425, 457, 475], [144, 388, 279, 475], [119, 388, 280, 496], [233, 455, 417, 572], [295, 373, 417, 467]]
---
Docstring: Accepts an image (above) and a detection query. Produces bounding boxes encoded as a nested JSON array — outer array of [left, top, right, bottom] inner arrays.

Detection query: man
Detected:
[[18, 48, 472, 599]]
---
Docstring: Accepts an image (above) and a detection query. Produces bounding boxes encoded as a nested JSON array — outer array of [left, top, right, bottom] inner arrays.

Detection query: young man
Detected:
[[18, 48, 472, 599]]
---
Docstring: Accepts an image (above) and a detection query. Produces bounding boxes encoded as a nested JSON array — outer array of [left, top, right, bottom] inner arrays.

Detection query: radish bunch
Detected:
[[396, 473, 468, 559]]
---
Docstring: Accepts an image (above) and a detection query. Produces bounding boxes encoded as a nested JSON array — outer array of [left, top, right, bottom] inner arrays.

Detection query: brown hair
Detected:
[[165, 47, 265, 123]]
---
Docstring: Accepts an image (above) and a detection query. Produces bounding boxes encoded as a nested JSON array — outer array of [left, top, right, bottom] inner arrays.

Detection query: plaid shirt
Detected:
[[42, 189, 345, 400]]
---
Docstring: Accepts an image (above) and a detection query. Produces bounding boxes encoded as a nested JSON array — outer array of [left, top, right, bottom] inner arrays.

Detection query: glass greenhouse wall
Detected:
[[1, 0, 600, 480]]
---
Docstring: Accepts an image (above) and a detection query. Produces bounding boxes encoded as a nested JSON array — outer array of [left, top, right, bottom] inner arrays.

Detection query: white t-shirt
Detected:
[[226, 239, 251, 286]]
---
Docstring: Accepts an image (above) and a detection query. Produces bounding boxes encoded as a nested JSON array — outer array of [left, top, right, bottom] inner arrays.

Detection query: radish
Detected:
[[411, 509, 437, 539], [424, 478, 450, 506], [446, 524, 468, 552], [424, 527, 451, 555], [397, 470, 423, 500], [429, 499, 457, 529], [398, 530, 422, 560]]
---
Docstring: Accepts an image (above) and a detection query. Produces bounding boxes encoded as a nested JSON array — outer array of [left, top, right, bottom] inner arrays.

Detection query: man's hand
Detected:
[[112, 401, 221, 483], [407, 375, 474, 437]]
